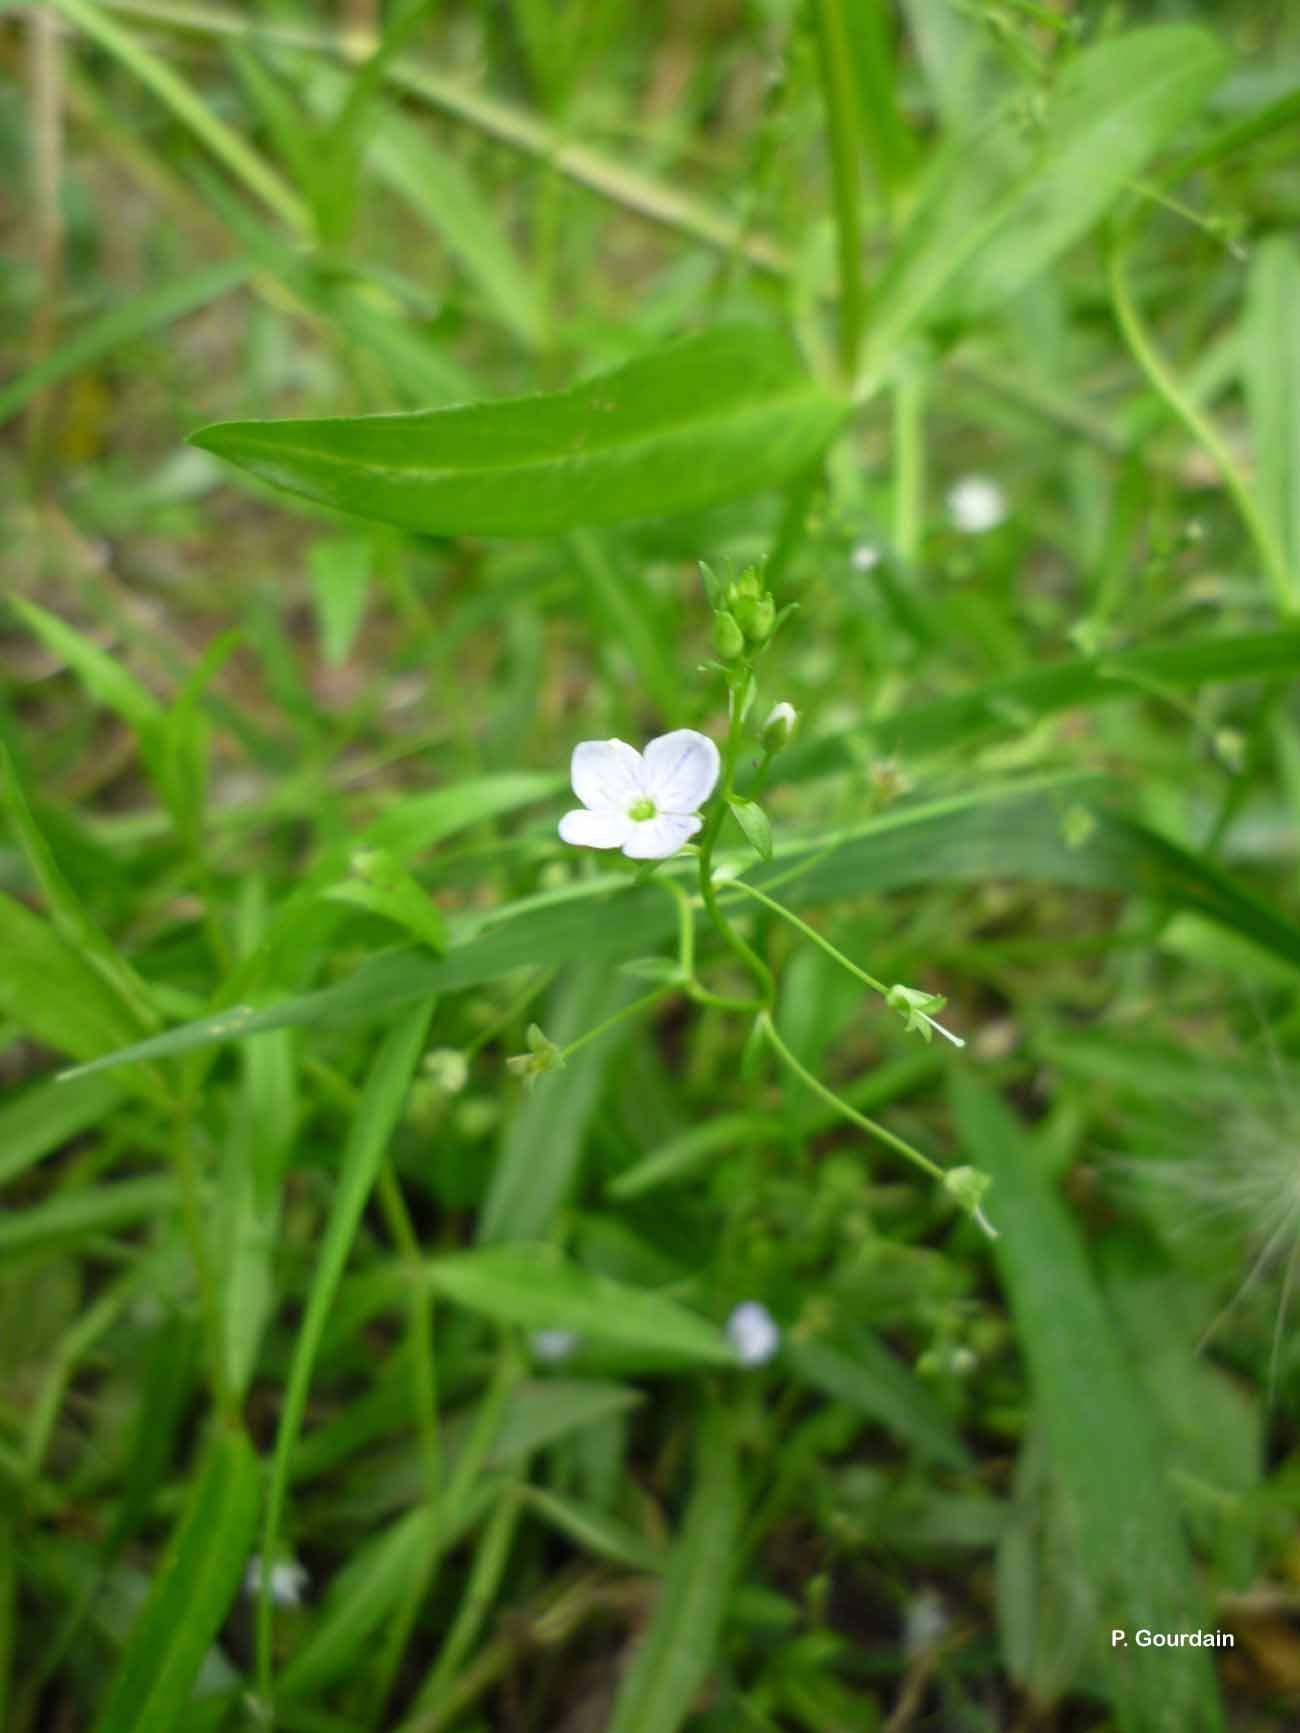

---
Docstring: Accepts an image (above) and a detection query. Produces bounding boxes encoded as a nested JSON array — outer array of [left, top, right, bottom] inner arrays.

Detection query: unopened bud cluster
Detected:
[[713, 565, 775, 661]]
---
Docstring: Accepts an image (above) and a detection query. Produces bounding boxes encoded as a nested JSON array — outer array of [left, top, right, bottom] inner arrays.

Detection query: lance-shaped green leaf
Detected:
[[56, 774, 1300, 1077], [189, 326, 846, 537]]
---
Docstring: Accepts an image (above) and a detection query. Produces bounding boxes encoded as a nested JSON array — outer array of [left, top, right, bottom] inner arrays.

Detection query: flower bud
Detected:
[[506, 1023, 564, 1088], [727, 566, 764, 606], [713, 609, 745, 661], [943, 1165, 992, 1215], [731, 589, 774, 644], [761, 701, 798, 754]]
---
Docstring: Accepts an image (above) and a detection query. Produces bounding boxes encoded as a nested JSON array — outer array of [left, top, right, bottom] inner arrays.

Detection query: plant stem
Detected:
[[812, 0, 865, 381], [173, 1103, 237, 1427], [757, 1011, 945, 1185], [555, 985, 673, 1064], [412, 1337, 520, 1714], [723, 878, 888, 996], [696, 688, 775, 1009], [1108, 239, 1295, 617], [368, 1161, 441, 1721], [892, 360, 925, 562]]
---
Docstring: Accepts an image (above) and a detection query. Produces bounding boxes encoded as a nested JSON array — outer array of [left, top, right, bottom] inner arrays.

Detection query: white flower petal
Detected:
[[570, 739, 646, 812], [530, 1329, 580, 1362], [947, 475, 1006, 534], [559, 808, 633, 849], [641, 730, 720, 813], [726, 1301, 780, 1367], [621, 812, 701, 860]]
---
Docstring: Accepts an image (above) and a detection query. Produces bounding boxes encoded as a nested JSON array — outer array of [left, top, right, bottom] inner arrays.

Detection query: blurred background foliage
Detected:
[[3, 2, 1300, 1730]]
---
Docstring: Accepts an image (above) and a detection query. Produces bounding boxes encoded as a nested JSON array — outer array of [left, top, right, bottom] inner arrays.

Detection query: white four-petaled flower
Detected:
[[558, 730, 720, 861]]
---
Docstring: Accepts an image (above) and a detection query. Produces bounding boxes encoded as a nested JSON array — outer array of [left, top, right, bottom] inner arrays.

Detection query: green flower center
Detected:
[[628, 796, 657, 822]]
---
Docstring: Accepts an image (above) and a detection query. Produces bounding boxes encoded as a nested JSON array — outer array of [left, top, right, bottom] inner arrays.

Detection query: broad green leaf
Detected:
[[93, 1426, 260, 1733], [1245, 237, 1300, 593], [866, 27, 1224, 371], [950, 1074, 1224, 1733], [189, 326, 847, 536], [427, 1244, 736, 1366], [607, 1404, 740, 1733]]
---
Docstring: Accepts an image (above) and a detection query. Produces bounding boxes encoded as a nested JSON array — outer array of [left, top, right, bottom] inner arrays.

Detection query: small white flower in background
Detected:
[[726, 1301, 781, 1367], [903, 1588, 949, 1656], [423, 1047, 469, 1094], [530, 1329, 580, 1362], [947, 475, 1007, 535], [851, 541, 881, 572], [558, 730, 720, 861], [243, 1555, 309, 1608]]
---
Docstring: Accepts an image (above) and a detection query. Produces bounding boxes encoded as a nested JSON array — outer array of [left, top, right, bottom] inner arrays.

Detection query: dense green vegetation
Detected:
[[3, 2, 1300, 1729]]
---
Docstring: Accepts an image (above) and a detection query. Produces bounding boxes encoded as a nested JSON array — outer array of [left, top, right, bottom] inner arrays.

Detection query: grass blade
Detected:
[[607, 1403, 740, 1733], [93, 1425, 260, 1733], [255, 1000, 435, 1708], [428, 1244, 735, 1367], [949, 1073, 1225, 1733], [1245, 236, 1300, 595]]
